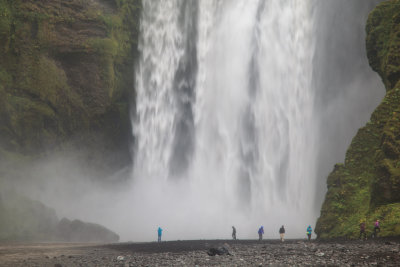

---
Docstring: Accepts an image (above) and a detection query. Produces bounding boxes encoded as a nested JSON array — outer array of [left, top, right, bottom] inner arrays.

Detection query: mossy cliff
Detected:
[[0, 0, 140, 241], [0, 0, 141, 173], [316, 0, 400, 239]]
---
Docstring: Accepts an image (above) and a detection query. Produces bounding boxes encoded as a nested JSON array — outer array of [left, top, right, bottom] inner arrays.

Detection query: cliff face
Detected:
[[316, 0, 400, 238], [0, 0, 141, 173], [0, 0, 140, 241]]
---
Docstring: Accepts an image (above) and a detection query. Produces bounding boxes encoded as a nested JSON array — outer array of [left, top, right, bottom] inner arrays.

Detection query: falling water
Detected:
[[3, 0, 384, 244], [132, 0, 317, 240]]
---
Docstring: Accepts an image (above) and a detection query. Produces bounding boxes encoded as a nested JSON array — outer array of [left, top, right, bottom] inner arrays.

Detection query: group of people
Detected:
[[359, 219, 380, 240], [157, 220, 381, 242], [238, 225, 314, 241], [157, 224, 316, 242]]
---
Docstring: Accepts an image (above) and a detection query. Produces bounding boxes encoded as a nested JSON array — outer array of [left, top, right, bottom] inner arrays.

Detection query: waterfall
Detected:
[[131, 0, 383, 241], [132, 0, 317, 240], [10, 0, 384, 243]]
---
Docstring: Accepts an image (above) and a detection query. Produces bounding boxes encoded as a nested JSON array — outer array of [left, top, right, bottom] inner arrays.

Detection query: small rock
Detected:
[[207, 246, 231, 256]]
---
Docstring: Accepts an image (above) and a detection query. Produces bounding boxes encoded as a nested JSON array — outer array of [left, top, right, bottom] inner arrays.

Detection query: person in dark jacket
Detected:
[[232, 226, 237, 240], [279, 225, 285, 242], [359, 222, 366, 240]]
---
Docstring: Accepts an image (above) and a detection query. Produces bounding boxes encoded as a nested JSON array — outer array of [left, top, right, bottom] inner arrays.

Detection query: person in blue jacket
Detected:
[[258, 226, 264, 241], [307, 225, 312, 241], [157, 227, 163, 242]]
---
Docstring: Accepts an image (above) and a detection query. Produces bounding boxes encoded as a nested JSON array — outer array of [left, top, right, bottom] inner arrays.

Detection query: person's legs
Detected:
[[308, 234, 311, 241]]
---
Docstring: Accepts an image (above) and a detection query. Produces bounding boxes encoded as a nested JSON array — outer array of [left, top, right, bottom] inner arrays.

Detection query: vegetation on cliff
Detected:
[[0, 0, 141, 173], [0, 0, 141, 241], [316, 0, 400, 239]]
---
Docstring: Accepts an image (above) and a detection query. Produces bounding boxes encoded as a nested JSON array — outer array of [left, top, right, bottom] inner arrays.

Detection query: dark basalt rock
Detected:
[[207, 245, 232, 256]]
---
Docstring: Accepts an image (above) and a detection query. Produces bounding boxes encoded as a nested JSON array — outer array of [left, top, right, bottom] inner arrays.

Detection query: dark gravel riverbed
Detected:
[[0, 238, 399, 266]]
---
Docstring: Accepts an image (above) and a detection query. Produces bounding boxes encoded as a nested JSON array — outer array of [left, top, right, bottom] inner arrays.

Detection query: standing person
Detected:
[[258, 226, 264, 241], [306, 225, 312, 241], [232, 226, 237, 240], [279, 225, 285, 242], [157, 227, 163, 242], [359, 222, 366, 240], [373, 219, 380, 238]]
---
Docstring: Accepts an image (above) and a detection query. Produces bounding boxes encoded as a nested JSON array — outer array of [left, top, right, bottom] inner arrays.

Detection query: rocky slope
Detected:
[[316, 0, 400, 238], [0, 0, 141, 173], [0, 192, 119, 242]]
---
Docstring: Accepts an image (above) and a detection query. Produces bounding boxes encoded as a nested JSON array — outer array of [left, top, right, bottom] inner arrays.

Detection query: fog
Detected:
[[1, 0, 385, 242], [312, 0, 385, 206]]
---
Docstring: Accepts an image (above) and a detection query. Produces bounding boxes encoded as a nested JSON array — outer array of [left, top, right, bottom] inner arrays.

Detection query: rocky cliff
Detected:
[[0, 0, 141, 173], [316, 0, 400, 238], [0, 0, 141, 241]]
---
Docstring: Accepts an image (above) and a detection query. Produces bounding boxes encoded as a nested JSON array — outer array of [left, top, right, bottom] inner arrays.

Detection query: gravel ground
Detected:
[[0, 238, 399, 266]]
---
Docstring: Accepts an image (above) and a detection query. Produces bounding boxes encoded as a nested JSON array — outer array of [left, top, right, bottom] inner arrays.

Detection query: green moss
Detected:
[[0, 0, 142, 241], [317, 1, 400, 239], [0, 1, 11, 41], [0, 0, 140, 160], [368, 204, 400, 236], [86, 37, 118, 56], [366, 0, 400, 90]]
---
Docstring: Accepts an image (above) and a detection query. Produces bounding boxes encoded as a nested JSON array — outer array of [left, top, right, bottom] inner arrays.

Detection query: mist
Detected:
[[312, 0, 385, 206], [1, 0, 385, 242]]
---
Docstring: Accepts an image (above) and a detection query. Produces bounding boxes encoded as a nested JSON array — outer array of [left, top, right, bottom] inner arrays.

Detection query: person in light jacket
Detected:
[[306, 225, 312, 241]]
